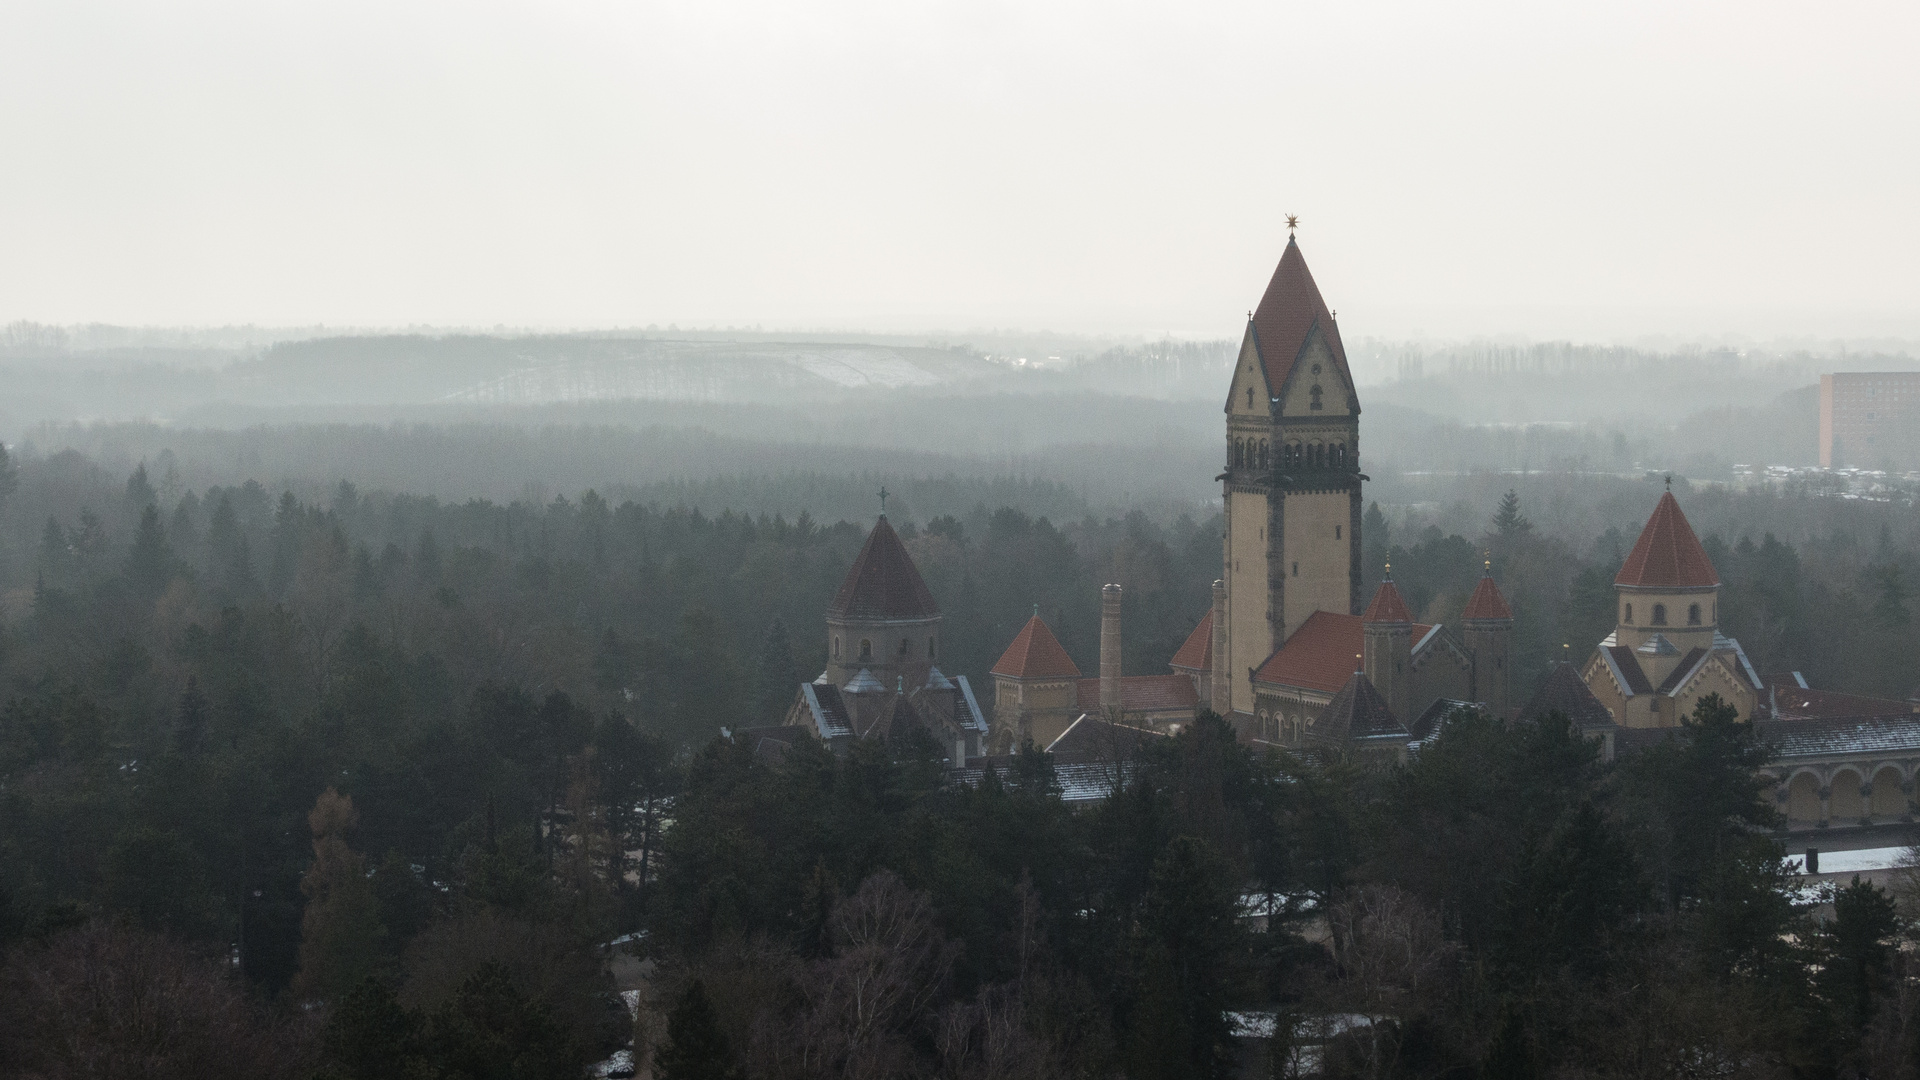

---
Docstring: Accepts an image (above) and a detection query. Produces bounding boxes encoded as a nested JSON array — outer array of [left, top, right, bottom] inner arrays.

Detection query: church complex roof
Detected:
[[1768, 684, 1917, 720], [1461, 572, 1514, 621], [1313, 672, 1405, 742], [1615, 492, 1719, 589], [1255, 611, 1436, 695], [828, 516, 941, 621], [1169, 610, 1213, 671], [1074, 675, 1197, 714], [1361, 579, 1414, 624], [990, 615, 1082, 679], [1518, 662, 1615, 730], [1249, 236, 1351, 398]]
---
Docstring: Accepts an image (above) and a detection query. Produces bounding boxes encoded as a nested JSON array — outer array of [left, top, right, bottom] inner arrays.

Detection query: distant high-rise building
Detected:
[[1820, 372, 1920, 468]]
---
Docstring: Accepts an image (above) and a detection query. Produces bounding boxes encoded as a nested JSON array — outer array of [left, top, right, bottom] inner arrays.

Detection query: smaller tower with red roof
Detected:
[[1460, 557, 1516, 716], [1579, 492, 1761, 728], [989, 610, 1084, 749], [1361, 569, 1415, 720]]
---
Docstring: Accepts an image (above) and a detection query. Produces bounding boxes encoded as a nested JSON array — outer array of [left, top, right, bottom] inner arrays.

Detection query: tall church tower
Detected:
[[1220, 234, 1363, 716]]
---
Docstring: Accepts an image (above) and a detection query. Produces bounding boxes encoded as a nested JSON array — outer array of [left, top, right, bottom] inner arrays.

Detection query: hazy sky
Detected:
[[4, 1, 1917, 341]]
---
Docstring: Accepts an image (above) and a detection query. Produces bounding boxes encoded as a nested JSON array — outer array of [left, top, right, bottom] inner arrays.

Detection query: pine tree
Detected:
[[125, 461, 157, 508], [753, 616, 802, 722], [655, 980, 737, 1080], [0, 438, 17, 509], [1493, 489, 1531, 539], [174, 676, 209, 757], [123, 505, 182, 603]]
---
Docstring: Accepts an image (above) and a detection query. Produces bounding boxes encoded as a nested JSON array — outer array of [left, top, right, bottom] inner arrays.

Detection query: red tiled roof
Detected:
[[1771, 686, 1916, 720], [828, 516, 941, 621], [1253, 611, 1435, 695], [1362, 580, 1413, 624], [1615, 493, 1719, 589], [1250, 236, 1350, 401], [1169, 611, 1213, 671], [1461, 573, 1513, 621], [1075, 674, 1198, 713], [990, 615, 1082, 679]]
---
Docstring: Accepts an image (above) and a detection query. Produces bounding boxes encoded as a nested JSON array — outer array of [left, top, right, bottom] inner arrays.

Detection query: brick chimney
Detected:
[[1209, 579, 1230, 715], [1100, 584, 1122, 714]]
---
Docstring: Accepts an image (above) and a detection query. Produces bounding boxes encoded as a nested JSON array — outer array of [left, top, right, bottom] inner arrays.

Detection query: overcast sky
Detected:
[[4, 1, 1916, 341]]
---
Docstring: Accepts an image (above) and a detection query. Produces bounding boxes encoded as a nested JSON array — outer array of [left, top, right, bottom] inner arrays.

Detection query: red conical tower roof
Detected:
[[1615, 493, 1719, 589], [1462, 565, 1513, 621], [1362, 575, 1414, 624], [1250, 235, 1351, 398], [991, 614, 1082, 679], [828, 516, 941, 621]]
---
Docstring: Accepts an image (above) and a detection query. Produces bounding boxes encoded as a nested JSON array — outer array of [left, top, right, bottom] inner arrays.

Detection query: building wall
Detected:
[[827, 616, 940, 690], [1821, 371, 1920, 469], [990, 674, 1078, 749], [1280, 491, 1355, 640], [1226, 489, 1271, 715]]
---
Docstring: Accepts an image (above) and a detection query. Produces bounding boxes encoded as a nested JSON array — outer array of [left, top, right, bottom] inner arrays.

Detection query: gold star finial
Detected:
[[1286, 214, 1299, 235]]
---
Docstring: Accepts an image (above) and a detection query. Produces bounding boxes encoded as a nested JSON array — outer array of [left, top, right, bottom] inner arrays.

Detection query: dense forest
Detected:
[[0, 433, 1917, 1077]]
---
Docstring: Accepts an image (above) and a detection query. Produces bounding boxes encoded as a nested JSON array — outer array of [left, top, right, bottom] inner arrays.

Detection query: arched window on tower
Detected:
[[1246, 387, 1255, 410], [1310, 385, 1324, 411], [833, 637, 840, 659], [1688, 603, 1701, 625], [1651, 604, 1667, 625], [1259, 440, 1269, 469], [928, 637, 937, 658], [898, 638, 911, 657], [859, 639, 873, 661], [1624, 604, 1633, 624]]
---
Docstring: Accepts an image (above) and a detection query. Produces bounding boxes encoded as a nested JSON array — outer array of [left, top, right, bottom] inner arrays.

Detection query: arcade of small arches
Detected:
[[1768, 761, 1920, 827], [1230, 438, 1350, 472], [1252, 701, 1316, 745], [833, 635, 939, 663]]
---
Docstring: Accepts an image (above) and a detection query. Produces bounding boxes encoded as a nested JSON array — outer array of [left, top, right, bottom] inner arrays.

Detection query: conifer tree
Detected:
[[125, 461, 156, 508], [753, 616, 801, 722], [655, 980, 737, 1080], [1493, 489, 1531, 539]]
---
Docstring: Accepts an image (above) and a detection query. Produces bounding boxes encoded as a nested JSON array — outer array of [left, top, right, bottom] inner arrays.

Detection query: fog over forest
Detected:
[[4, 320, 1920, 1079]]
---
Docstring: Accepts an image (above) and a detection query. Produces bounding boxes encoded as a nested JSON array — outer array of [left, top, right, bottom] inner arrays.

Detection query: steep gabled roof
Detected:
[[1313, 672, 1405, 743], [1362, 579, 1414, 624], [1518, 662, 1616, 730], [1615, 493, 1719, 589], [1461, 572, 1513, 621], [990, 615, 1082, 679], [1169, 610, 1213, 671], [828, 516, 941, 621], [1254, 611, 1436, 695], [1249, 236, 1351, 403]]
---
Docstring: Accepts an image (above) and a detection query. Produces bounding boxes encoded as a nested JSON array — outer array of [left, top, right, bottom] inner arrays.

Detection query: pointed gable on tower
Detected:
[[1362, 578, 1414, 624], [1248, 236, 1356, 408], [991, 615, 1082, 679], [1462, 571, 1514, 621], [828, 516, 941, 621], [1615, 493, 1719, 589]]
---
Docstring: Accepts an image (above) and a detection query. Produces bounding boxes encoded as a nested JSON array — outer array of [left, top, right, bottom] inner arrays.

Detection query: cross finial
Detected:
[[1286, 214, 1299, 235], [1032, 603, 1039, 618], [1664, 474, 1673, 491], [878, 486, 890, 515]]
